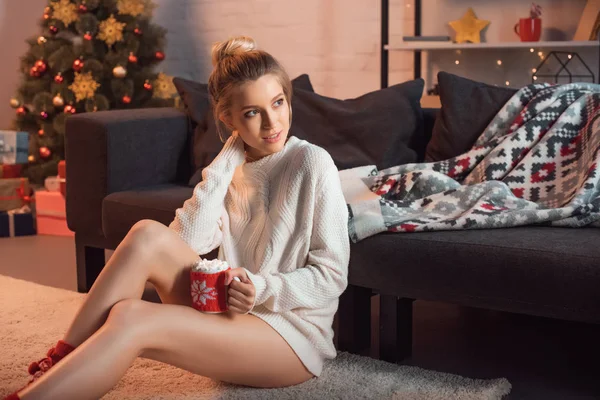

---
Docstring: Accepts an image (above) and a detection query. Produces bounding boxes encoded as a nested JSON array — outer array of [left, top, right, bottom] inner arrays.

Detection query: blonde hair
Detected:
[[208, 36, 293, 143]]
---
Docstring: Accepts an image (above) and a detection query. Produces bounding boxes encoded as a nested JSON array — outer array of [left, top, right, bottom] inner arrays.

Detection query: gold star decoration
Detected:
[[50, 0, 79, 27], [97, 14, 126, 46], [69, 72, 100, 102], [153, 73, 177, 99], [448, 8, 490, 44]]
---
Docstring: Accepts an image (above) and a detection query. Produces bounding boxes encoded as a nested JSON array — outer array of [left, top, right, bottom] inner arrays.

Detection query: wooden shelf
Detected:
[[386, 40, 599, 51]]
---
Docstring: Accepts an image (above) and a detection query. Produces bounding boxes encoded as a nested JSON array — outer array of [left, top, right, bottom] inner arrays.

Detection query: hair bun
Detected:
[[211, 36, 257, 66]]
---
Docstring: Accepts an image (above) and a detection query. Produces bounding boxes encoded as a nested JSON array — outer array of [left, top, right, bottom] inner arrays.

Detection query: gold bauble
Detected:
[[9, 98, 20, 108], [53, 94, 65, 107], [112, 65, 127, 78], [37, 36, 47, 45]]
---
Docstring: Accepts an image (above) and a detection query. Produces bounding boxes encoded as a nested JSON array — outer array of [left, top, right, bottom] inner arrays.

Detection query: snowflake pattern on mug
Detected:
[[191, 280, 217, 305]]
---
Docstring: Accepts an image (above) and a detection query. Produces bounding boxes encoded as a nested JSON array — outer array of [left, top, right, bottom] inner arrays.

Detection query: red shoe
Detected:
[[27, 339, 75, 380]]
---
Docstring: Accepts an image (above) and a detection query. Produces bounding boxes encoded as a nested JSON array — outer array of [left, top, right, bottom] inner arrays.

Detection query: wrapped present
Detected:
[[0, 177, 31, 212], [0, 131, 29, 164], [35, 190, 74, 237], [0, 205, 36, 238], [0, 164, 22, 179], [58, 160, 66, 197]]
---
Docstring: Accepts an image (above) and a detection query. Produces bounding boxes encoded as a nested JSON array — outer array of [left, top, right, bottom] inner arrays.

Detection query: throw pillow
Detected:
[[425, 72, 517, 162], [174, 74, 315, 187], [289, 78, 425, 171]]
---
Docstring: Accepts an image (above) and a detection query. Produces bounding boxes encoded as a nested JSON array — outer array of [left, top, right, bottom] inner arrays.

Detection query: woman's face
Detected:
[[224, 73, 290, 160]]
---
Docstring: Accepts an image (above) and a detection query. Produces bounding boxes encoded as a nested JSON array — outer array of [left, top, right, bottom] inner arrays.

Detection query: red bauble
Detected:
[[16, 106, 27, 116], [84, 32, 93, 41], [143, 80, 153, 91], [73, 58, 84, 72], [64, 104, 76, 114], [39, 147, 51, 159], [79, 4, 88, 13], [122, 95, 132, 104], [40, 111, 49, 120], [30, 66, 41, 77], [38, 129, 45, 136], [54, 73, 64, 83], [128, 53, 138, 63], [34, 60, 47, 73], [134, 27, 142, 36], [49, 25, 58, 35], [155, 51, 165, 60]]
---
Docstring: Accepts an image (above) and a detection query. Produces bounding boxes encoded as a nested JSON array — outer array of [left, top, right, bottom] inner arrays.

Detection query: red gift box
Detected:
[[0, 164, 22, 179], [35, 190, 74, 237]]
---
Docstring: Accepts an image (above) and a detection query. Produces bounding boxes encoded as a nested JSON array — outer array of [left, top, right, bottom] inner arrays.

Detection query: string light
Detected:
[[497, 60, 502, 66], [538, 51, 544, 57], [505, 81, 510, 86], [532, 68, 537, 73], [455, 60, 460, 65], [568, 54, 572, 59], [533, 76, 538, 80], [530, 48, 535, 53]]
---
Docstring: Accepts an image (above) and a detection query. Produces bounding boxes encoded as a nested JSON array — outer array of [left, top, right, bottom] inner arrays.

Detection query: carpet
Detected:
[[0, 275, 511, 399]]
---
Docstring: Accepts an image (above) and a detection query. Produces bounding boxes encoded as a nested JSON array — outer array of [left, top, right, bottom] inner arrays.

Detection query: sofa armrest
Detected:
[[65, 107, 191, 236]]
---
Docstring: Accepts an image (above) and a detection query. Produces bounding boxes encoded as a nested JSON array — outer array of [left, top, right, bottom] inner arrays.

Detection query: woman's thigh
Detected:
[[117, 299, 315, 389]]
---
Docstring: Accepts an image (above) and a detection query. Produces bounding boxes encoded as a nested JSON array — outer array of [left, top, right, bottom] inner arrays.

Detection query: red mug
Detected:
[[190, 267, 240, 313], [514, 18, 541, 42]]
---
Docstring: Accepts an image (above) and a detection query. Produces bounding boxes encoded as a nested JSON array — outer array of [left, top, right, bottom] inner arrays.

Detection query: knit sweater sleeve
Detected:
[[168, 134, 245, 255], [243, 161, 350, 313]]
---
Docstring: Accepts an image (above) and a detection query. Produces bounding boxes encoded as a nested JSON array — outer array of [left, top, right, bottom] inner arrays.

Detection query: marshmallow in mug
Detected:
[[192, 258, 242, 282]]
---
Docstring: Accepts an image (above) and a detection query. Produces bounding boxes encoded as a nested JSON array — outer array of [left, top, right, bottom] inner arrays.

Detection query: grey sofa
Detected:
[[64, 106, 600, 364]]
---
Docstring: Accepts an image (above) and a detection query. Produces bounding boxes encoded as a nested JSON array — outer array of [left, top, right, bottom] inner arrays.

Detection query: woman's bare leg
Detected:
[[17, 299, 315, 400], [62, 219, 199, 347]]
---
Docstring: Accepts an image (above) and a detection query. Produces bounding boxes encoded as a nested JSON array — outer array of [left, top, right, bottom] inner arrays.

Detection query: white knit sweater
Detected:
[[168, 134, 350, 377]]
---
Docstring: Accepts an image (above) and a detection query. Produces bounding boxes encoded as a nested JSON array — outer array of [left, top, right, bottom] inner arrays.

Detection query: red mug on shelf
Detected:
[[514, 18, 542, 42]]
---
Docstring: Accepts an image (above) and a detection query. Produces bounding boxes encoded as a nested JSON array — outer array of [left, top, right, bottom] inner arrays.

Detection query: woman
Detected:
[[5, 35, 350, 400]]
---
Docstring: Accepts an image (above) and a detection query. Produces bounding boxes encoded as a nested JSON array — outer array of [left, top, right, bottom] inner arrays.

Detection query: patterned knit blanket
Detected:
[[342, 82, 600, 243]]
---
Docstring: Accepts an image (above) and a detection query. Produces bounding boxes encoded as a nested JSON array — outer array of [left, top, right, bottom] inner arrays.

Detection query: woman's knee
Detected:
[[105, 298, 151, 332], [126, 219, 170, 250]]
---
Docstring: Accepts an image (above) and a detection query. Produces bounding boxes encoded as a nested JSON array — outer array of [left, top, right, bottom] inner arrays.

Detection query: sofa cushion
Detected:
[[102, 184, 193, 242], [289, 78, 426, 172], [425, 72, 517, 162], [174, 74, 315, 187], [349, 227, 600, 322]]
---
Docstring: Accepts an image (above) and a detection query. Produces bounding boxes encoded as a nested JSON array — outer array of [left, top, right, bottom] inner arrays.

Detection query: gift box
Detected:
[[0, 205, 36, 238], [0, 164, 22, 179], [0, 177, 30, 212], [35, 190, 74, 237], [0, 131, 29, 164]]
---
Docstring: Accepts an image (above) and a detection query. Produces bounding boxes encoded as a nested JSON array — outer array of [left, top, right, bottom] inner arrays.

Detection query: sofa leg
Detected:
[[379, 296, 414, 363], [75, 235, 106, 294], [334, 284, 372, 355]]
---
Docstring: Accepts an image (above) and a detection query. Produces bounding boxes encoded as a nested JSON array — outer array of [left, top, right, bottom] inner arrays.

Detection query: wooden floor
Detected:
[[1, 234, 599, 399]]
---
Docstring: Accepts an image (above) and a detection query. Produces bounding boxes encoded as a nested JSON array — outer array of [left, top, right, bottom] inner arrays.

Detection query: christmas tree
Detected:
[[8, 0, 179, 185]]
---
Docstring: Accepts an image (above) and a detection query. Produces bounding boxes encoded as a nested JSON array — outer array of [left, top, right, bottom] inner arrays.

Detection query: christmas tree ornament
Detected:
[[43, 6, 51, 20], [117, 0, 146, 17], [38, 129, 45, 136], [122, 95, 132, 104], [79, 4, 88, 13], [449, 8, 490, 44], [73, 58, 84, 72], [134, 27, 142, 36], [128, 52, 138, 63], [143, 80, 152, 91], [152, 73, 177, 99], [51, 0, 79, 27], [30, 66, 41, 78], [155, 51, 165, 61], [64, 104, 76, 114], [37, 36, 47, 45], [28, 155, 35, 163], [112, 65, 127, 78], [9, 98, 20, 108], [34, 60, 47, 73], [97, 14, 126, 46], [49, 25, 59, 35], [16, 106, 28, 116], [53, 94, 65, 107], [84, 32, 93, 41], [40, 111, 49, 120], [54, 73, 64, 83], [69, 71, 100, 102], [39, 146, 51, 159]]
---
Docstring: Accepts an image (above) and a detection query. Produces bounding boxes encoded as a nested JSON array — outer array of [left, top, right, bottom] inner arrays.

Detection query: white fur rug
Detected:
[[0, 275, 511, 399]]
